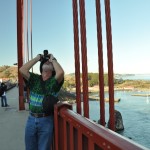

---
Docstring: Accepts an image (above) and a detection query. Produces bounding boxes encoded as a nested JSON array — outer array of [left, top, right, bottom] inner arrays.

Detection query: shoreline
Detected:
[[62, 86, 150, 104], [70, 86, 150, 93]]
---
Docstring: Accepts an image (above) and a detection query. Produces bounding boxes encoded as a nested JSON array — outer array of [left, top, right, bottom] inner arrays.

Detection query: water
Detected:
[[73, 75, 150, 149], [73, 91, 150, 148]]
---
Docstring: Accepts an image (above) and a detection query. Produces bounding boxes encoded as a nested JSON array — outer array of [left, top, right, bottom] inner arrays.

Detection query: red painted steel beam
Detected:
[[54, 105, 59, 150], [17, 0, 25, 110], [63, 120, 67, 150], [95, 0, 105, 126], [88, 140, 94, 150], [79, 0, 89, 118], [104, 0, 115, 130], [77, 130, 82, 150], [69, 124, 74, 150], [72, 0, 82, 115], [54, 103, 72, 150]]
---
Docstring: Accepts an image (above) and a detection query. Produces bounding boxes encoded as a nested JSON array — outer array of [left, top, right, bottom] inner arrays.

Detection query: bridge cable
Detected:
[[30, 0, 33, 72]]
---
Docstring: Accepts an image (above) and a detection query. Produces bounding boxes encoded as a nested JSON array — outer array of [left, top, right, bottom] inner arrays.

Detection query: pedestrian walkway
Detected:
[[0, 87, 29, 150]]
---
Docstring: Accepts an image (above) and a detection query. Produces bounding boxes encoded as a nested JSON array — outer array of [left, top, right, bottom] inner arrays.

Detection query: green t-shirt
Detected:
[[27, 72, 63, 113]]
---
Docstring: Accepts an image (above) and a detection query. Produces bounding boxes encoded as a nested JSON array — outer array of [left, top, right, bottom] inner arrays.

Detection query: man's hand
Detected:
[[49, 54, 57, 62], [37, 54, 44, 61]]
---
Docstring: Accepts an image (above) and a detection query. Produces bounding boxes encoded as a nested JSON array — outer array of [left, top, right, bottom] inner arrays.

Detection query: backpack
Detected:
[[0, 83, 7, 97], [0, 87, 4, 97]]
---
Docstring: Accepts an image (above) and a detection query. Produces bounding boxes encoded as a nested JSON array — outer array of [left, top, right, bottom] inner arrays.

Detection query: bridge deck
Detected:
[[0, 87, 28, 150]]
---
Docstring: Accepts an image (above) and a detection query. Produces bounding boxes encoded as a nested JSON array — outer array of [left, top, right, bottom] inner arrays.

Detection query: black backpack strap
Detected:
[[40, 76, 46, 95], [40, 75, 53, 96]]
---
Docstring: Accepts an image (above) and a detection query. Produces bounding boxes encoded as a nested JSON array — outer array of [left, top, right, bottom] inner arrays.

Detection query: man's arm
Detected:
[[50, 55, 64, 84], [19, 55, 41, 80]]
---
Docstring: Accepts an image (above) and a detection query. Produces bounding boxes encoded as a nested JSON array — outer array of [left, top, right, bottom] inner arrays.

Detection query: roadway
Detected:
[[0, 87, 29, 150]]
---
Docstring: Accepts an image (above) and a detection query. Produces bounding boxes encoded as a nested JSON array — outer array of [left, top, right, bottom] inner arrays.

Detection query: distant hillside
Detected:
[[0, 65, 18, 79]]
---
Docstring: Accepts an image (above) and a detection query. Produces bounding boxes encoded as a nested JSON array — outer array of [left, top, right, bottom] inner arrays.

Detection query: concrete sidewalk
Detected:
[[0, 87, 29, 150]]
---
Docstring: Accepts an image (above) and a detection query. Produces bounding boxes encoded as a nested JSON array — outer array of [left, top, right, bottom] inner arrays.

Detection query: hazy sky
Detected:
[[0, 0, 150, 74]]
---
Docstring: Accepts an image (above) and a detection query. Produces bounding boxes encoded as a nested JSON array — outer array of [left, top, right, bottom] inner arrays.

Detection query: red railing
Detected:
[[54, 103, 147, 150]]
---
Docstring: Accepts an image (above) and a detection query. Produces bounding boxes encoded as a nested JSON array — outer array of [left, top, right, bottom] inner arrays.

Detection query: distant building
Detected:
[[123, 86, 134, 90]]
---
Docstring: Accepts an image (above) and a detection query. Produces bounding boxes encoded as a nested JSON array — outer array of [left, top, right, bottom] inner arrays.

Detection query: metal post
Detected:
[[17, 0, 25, 110]]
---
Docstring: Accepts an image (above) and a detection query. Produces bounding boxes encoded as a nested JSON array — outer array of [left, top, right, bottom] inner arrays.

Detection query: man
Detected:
[[19, 51, 64, 150], [0, 82, 9, 107]]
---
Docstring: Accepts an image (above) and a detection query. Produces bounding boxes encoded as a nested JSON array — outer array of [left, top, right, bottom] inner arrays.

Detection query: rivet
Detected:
[[107, 145, 111, 149], [103, 142, 106, 146]]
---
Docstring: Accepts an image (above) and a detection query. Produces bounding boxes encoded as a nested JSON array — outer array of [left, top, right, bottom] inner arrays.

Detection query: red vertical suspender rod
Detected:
[[104, 0, 115, 130], [72, 0, 82, 115], [79, 0, 89, 118], [17, 0, 25, 110], [95, 0, 105, 126]]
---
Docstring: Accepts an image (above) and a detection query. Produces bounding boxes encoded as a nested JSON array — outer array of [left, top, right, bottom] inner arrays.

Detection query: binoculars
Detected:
[[43, 50, 50, 61]]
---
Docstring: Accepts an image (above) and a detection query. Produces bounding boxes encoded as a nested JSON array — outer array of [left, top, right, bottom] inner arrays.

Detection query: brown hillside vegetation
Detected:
[[0, 66, 18, 79], [65, 73, 150, 91], [0, 67, 150, 92], [115, 80, 150, 90]]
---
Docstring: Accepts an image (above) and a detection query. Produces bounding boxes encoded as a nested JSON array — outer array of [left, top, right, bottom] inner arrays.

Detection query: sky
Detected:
[[0, 0, 150, 74]]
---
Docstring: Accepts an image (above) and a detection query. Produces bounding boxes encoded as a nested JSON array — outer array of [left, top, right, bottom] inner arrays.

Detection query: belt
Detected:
[[30, 112, 50, 118]]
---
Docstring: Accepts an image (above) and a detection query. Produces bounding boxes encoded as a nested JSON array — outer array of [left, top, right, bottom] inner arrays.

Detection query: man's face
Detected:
[[42, 62, 53, 72]]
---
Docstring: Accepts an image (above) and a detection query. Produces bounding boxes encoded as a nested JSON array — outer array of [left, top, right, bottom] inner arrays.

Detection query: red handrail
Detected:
[[54, 103, 148, 150]]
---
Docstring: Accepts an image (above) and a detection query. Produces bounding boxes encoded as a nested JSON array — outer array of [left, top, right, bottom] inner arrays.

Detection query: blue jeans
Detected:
[[1, 95, 8, 107], [25, 114, 54, 150]]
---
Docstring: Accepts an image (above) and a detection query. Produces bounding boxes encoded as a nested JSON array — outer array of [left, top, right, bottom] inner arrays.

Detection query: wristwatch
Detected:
[[52, 57, 57, 61]]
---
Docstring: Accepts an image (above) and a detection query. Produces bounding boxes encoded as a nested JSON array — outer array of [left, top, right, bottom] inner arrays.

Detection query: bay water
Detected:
[[73, 74, 150, 148]]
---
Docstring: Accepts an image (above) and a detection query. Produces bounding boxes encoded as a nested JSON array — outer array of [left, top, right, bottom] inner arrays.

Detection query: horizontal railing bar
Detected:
[[59, 108, 148, 150]]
